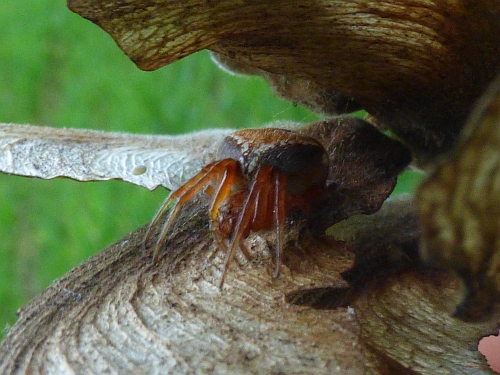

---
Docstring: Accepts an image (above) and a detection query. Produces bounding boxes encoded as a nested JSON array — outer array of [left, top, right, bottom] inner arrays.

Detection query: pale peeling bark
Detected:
[[68, 0, 500, 160], [0, 123, 230, 190], [1, 196, 497, 374]]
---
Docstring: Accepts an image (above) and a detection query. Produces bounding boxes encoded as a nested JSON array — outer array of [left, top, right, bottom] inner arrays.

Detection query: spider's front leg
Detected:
[[272, 170, 286, 278], [207, 160, 253, 260], [145, 159, 240, 263], [217, 165, 288, 287]]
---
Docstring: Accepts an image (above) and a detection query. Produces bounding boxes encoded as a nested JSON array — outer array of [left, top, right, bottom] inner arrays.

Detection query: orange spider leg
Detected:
[[252, 173, 271, 231], [146, 159, 235, 263], [238, 241, 252, 261], [235, 179, 271, 259], [273, 171, 286, 278], [145, 162, 218, 249], [219, 164, 274, 287], [207, 160, 241, 256], [204, 185, 216, 196], [212, 225, 253, 262]]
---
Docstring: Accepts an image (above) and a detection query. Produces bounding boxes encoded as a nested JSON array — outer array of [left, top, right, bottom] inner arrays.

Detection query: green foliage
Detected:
[[0, 1, 420, 339]]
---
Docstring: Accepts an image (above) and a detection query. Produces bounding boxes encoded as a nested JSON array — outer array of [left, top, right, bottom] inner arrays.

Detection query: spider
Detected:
[[144, 128, 330, 287]]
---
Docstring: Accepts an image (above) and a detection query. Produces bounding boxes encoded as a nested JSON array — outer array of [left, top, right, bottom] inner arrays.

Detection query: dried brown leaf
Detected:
[[68, 0, 500, 159], [1, 117, 493, 374], [298, 118, 411, 231], [1, 0, 498, 372]]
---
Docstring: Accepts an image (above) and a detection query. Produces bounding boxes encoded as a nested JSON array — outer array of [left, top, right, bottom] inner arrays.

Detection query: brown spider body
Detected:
[[145, 128, 329, 286]]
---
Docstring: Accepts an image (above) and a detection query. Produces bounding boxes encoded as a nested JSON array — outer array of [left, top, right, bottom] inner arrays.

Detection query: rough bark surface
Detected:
[[1, 197, 497, 374]]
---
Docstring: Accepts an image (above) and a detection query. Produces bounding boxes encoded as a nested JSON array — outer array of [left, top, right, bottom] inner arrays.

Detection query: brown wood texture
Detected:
[[1, 197, 498, 374], [68, 0, 500, 160]]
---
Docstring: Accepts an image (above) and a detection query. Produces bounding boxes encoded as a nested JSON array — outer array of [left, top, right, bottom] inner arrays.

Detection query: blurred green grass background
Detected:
[[0, 1, 422, 339]]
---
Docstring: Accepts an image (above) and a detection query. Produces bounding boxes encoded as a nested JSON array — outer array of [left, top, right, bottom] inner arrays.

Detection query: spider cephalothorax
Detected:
[[144, 128, 330, 286]]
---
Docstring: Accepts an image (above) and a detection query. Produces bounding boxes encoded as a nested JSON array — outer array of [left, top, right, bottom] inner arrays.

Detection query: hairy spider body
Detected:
[[145, 128, 329, 287]]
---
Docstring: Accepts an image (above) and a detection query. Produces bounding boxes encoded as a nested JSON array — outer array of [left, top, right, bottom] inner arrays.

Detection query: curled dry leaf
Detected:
[[0, 115, 415, 373], [1, 116, 496, 374], [2, 0, 497, 372], [297, 119, 411, 232], [418, 74, 500, 320], [68, 0, 500, 160]]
